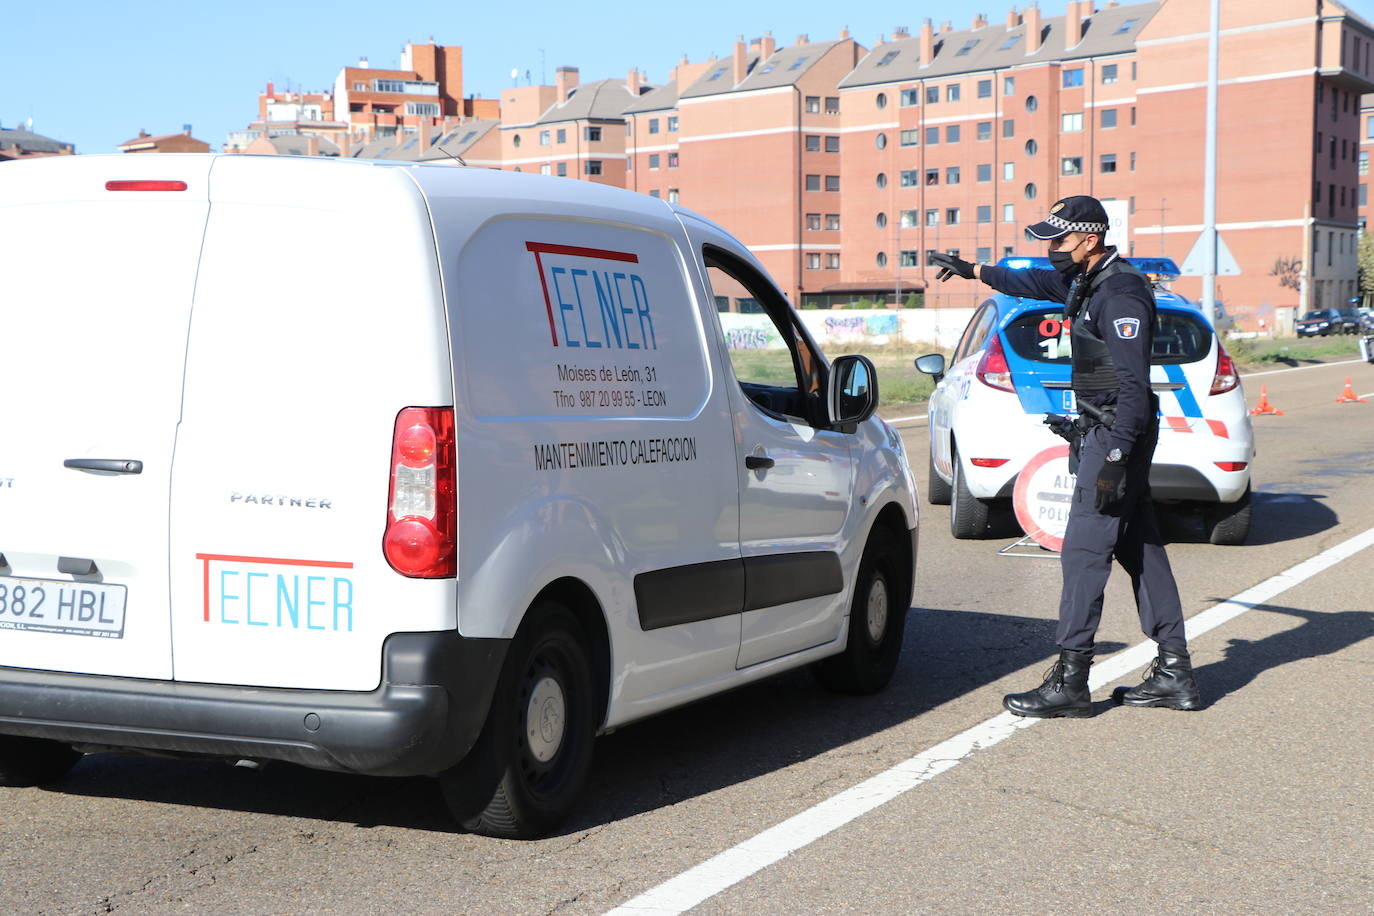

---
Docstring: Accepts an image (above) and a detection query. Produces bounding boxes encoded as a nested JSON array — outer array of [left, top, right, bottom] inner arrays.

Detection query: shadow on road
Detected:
[[1160, 491, 1338, 547], [39, 608, 1120, 835]]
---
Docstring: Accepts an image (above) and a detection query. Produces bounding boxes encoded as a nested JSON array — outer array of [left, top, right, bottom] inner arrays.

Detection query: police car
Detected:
[[916, 257, 1254, 545]]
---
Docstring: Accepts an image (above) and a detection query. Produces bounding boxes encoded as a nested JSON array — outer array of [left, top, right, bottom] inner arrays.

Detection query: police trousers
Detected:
[[1056, 422, 1188, 655]]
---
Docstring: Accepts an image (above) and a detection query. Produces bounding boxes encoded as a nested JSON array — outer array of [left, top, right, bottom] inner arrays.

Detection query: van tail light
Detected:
[[976, 332, 1015, 392], [970, 458, 1009, 468], [384, 407, 456, 577], [1210, 343, 1239, 395], [105, 180, 188, 192]]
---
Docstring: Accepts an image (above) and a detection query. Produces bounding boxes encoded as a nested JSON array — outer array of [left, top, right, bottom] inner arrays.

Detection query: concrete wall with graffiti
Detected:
[[718, 309, 976, 352]]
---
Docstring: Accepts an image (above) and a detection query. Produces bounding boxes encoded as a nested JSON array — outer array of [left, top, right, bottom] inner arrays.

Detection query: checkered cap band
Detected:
[[1044, 213, 1108, 234]]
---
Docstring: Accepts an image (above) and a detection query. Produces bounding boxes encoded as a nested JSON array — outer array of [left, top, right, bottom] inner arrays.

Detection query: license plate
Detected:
[[1062, 390, 1077, 412], [0, 577, 128, 639]]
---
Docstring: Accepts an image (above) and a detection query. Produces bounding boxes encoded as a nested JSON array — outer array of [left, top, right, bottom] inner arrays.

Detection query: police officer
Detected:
[[929, 195, 1201, 717]]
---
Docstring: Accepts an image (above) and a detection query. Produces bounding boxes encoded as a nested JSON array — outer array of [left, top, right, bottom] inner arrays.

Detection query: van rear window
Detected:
[[1002, 308, 1212, 365]]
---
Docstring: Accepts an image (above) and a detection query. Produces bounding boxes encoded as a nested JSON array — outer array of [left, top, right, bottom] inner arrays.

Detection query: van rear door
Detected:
[[0, 156, 211, 680]]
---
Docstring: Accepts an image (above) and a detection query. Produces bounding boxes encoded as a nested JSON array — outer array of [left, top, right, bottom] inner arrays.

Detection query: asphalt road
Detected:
[[4, 358, 1372, 915]]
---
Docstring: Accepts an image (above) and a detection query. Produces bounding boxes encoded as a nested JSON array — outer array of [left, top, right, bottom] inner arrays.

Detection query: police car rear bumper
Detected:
[[1148, 464, 1221, 501], [0, 630, 508, 777]]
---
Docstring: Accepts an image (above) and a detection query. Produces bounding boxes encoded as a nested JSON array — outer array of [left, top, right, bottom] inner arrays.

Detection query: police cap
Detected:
[[1025, 195, 1110, 241]]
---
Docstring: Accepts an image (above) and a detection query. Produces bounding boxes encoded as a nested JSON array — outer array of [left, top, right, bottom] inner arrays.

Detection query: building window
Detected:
[[826, 213, 840, 230], [668, 188, 680, 203], [876, 212, 888, 228], [806, 96, 821, 113], [807, 213, 821, 230], [825, 97, 840, 113], [1003, 203, 1015, 222], [900, 129, 919, 146], [1025, 182, 1038, 199], [540, 163, 551, 175], [946, 207, 961, 225], [877, 251, 888, 268], [977, 246, 992, 263], [1102, 63, 1119, 84], [876, 50, 900, 68], [513, 134, 522, 148], [557, 128, 567, 143], [585, 126, 602, 141], [900, 250, 920, 268], [826, 253, 840, 269], [925, 126, 940, 145], [586, 160, 602, 175], [1063, 69, 1084, 88], [1131, 106, 1137, 125], [1101, 108, 1118, 129], [627, 121, 633, 136], [946, 166, 961, 184], [649, 190, 660, 199], [977, 163, 992, 182], [1361, 184, 1368, 207], [667, 116, 678, 131], [925, 209, 939, 226], [900, 169, 918, 187], [557, 162, 567, 176], [826, 135, 840, 152], [806, 135, 821, 152], [978, 79, 993, 98], [1026, 95, 1039, 112], [375, 79, 407, 93], [925, 169, 939, 186], [946, 125, 960, 143], [1062, 112, 1084, 132], [876, 172, 888, 189], [539, 130, 551, 145], [1101, 153, 1118, 173], [353, 82, 366, 91], [899, 209, 918, 228], [1360, 150, 1369, 176], [806, 174, 820, 191], [875, 132, 888, 150], [1003, 161, 1015, 180], [649, 153, 660, 169], [807, 253, 821, 269], [1003, 119, 1015, 138], [901, 88, 920, 106], [876, 92, 888, 109], [1062, 156, 1083, 176], [926, 85, 939, 104], [946, 83, 961, 102], [1004, 245, 1015, 257], [1004, 76, 1016, 95], [1130, 151, 1136, 170], [977, 205, 992, 223], [668, 152, 679, 168], [825, 175, 840, 191], [1025, 139, 1038, 156], [957, 39, 981, 57], [977, 121, 992, 141]]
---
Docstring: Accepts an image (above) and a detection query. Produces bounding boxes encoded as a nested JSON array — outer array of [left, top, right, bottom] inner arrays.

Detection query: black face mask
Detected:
[[1048, 246, 1080, 275]]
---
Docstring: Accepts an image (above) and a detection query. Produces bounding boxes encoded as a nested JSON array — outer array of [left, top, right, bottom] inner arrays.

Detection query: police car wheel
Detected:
[[949, 447, 991, 539], [1203, 484, 1252, 546], [457, 603, 597, 839], [813, 527, 907, 694], [926, 448, 952, 506], [0, 735, 82, 787]]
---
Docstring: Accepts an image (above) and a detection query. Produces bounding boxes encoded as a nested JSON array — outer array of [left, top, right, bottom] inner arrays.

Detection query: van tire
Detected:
[[1203, 484, 1252, 545], [813, 527, 907, 694], [949, 446, 991, 539], [0, 736, 81, 787], [453, 603, 597, 839], [926, 448, 952, 505]]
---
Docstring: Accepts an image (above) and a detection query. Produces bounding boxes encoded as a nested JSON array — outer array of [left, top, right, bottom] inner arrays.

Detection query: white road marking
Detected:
[[1242, 357, 1364, 378], [603, 524, 1374, 916], [885, 413, 928, 424]]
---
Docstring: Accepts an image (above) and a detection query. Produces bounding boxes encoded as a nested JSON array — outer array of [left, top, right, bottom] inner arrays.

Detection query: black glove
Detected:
[[1094, 460, 1128, 511], [1043, 413, 1079, 442], [929, 252, 975, 282]]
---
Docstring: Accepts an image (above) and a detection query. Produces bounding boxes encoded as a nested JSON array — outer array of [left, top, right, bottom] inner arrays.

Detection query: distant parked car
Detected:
[[1295, 308, 1344, 336], [1211, 301, 1236, 333], [1336, 308, 1362, 334]]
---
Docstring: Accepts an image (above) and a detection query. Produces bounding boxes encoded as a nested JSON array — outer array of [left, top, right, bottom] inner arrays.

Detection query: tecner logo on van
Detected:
[[526, 242, 657, 350], [195, 553, 355, 632]]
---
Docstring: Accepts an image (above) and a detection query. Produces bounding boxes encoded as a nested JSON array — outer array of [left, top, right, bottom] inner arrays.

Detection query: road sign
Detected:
[[1012, 445, 1074, 551], [1180, 230, 1241, 275], [1102, 199, 1130, 250]]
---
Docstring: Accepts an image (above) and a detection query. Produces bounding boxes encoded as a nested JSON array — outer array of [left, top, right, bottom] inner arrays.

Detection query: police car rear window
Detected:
[[1002, 309, 1212, 365]]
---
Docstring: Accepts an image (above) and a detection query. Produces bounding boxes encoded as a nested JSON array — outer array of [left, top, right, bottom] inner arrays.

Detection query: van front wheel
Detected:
[[813, 527, 908, 694], [453, 603, 597, 839]]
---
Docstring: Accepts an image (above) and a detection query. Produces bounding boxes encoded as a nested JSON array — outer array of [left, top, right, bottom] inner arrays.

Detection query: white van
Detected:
[[0, 154, 918, 838]]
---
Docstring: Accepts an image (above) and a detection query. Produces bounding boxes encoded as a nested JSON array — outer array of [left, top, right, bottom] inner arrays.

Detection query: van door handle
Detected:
[[745, 455, 775, 470], [64, 458, 143, 474]]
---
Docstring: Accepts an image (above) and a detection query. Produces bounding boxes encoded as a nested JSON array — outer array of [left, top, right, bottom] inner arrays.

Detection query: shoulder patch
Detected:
[[1113, 316, 1141, 340]]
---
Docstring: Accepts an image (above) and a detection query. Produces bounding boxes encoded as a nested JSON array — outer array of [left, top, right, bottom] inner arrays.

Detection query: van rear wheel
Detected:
[[447, 603, 597, 839], [813, 527, 908, 694], [0, 735, 81, 787]]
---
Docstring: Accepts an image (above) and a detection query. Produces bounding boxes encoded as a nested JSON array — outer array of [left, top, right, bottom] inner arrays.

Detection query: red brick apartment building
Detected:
[[333, 42, 499, 142]]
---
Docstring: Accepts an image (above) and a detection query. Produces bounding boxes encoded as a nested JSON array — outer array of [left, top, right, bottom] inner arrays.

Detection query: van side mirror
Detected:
[[828, 354, 878, 430], [914, 353, 945, 383]]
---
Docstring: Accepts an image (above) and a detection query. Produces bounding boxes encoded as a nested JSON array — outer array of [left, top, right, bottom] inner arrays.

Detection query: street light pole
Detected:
[[1202, 0, 1219, 316]]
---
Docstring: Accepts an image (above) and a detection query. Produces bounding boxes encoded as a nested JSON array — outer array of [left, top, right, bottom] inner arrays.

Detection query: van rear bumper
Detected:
[[0, 631, 508, 777]]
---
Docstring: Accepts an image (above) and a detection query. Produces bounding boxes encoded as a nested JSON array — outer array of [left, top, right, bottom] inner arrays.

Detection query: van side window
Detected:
[[703, 248, 825, 425]]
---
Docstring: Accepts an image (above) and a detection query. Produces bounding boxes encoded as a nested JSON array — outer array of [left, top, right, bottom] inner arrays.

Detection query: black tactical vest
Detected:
[[1065, 254, 1150, 396]]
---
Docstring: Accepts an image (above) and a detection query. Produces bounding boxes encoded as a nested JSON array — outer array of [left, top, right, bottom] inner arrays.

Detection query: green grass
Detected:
[[1226, 334, 1360, 368], [729, 343, 942, 409]]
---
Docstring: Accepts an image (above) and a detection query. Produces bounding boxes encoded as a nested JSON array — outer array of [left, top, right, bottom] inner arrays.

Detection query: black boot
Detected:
[[1112, 648, 1202, 711], [1003, 650, 1092, 718]]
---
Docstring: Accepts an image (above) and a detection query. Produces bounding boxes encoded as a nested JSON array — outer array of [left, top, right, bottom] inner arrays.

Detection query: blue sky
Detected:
[[8, 0, 1374, 154]]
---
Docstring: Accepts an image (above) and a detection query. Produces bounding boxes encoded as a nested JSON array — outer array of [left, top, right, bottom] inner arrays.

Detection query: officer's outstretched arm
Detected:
[[1098, 279, 1156, 456], [977, 264, 1071, 303]]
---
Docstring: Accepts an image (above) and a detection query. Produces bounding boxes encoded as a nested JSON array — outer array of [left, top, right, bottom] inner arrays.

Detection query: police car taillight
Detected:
[[976, 333, 1015, 392], [383, 407, 455, 577], [1210, 343, 1239, 395]]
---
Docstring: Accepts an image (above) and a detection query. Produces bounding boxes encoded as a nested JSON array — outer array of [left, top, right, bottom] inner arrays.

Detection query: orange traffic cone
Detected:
[[1250, 385, 1285, 415], [1335, 377, 1367, 403]]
